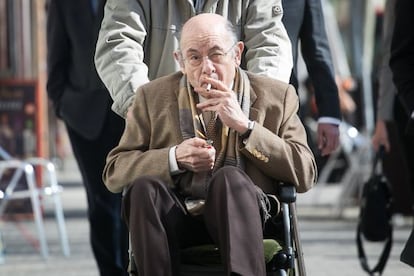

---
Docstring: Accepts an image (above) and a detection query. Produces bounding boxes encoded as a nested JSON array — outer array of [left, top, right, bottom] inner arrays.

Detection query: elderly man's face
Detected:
[[176, 21, 242, 90]]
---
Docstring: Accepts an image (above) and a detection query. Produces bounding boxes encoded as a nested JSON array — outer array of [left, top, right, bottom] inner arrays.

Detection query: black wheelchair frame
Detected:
[[127, 183, 306, 276]]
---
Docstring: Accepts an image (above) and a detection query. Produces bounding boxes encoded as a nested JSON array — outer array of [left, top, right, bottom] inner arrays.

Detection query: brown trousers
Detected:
[[122, 166, 266, 276]]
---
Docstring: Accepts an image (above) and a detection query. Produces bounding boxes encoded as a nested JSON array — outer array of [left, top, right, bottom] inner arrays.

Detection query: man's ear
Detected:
[[234, 41, 244, 66], [173, 51, 186, 74]]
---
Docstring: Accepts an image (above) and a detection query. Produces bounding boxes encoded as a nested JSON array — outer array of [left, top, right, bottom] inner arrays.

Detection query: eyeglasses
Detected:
[[181, 43, 237, 67]]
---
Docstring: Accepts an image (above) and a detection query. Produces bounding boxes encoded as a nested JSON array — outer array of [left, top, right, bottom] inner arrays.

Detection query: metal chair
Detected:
[[0, 146, 70, 261]]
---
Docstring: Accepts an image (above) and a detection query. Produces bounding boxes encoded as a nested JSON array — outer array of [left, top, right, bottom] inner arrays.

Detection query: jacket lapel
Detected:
[[249, 86, 260, 122]]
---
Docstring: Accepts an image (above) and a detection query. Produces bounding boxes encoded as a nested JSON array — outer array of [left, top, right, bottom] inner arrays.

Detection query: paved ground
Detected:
[[0, 158, 413, 276]]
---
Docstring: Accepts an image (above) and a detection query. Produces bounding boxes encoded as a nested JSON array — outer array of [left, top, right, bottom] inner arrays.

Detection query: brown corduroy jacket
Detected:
[[103, 71, 317, 194]]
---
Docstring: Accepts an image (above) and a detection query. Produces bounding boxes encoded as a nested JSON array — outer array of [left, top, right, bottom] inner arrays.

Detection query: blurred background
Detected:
[[0, 0, 413, 275]]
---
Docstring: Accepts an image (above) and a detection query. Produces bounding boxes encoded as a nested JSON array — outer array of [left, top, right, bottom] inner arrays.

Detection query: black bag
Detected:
[[356, 146, 393, 275]]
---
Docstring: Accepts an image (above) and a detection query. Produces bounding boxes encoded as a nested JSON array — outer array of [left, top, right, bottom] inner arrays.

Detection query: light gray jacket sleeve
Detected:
[[242, 0, 293, 83], [95, 0, 149, 117]]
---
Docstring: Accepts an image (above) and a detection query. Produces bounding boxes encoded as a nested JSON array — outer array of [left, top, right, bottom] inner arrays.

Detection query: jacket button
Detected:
[[272, 5, 282, 16]]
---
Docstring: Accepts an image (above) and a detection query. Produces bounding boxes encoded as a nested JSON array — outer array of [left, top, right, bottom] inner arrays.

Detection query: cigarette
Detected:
[[206, 83, 211, 91]]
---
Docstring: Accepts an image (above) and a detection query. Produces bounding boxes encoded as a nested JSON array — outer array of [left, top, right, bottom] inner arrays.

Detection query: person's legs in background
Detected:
[[393, 99, 414, 267], [66, 112, 128, 276]]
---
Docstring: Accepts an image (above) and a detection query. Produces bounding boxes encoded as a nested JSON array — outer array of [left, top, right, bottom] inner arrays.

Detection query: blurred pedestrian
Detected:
[[46, 0, 128, 275], [390, 0, 414, 268], [372, 0, 396, 153], [282, 0, 341, 158], [372, 0, 414, 219], [94, 0, 293, 119]]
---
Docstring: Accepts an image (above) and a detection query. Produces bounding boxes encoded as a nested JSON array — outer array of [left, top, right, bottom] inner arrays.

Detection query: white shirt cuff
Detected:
[[317, 116, 341, 126], [169, 146, 185, 175]]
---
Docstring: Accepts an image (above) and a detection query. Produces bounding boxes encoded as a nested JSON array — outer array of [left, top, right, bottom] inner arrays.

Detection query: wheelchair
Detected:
[[127, 183, 306, 276]]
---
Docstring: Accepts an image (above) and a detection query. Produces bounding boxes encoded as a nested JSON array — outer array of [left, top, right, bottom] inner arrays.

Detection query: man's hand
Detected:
[[195, 77, 249, 134], [176, 137, 216, 172], [372, 119, 390, 152], [317, 123, 340, 156]]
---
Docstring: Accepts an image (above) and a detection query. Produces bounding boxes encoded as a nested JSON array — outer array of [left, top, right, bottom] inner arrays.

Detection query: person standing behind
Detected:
[[94, 0, 293, 119], [390, 0, 414, 268], [46, 0, 128, 275], [282, 0, 341, 157]]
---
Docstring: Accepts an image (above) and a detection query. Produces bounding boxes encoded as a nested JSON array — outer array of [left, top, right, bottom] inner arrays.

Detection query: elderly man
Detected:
[[103, 13, 316, 276]]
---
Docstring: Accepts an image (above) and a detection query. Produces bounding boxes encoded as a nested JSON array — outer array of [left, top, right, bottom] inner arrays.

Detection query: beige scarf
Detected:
[[176, 69, 274, 222], [176, 68, 250, 201]]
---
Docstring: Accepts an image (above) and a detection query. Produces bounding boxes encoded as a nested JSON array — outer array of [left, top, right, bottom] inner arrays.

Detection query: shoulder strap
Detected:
[[356, 223, 393, 275]]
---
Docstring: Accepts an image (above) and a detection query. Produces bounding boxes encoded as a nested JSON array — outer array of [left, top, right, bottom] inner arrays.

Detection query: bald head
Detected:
[[183, 13, 228, 29], [180, 13, 237, 49], [174, 13, 244, 90]]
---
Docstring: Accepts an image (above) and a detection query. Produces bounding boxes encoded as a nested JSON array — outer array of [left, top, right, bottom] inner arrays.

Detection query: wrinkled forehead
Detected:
[[180, 23, 231, 53], [181, 36, 228, 54]]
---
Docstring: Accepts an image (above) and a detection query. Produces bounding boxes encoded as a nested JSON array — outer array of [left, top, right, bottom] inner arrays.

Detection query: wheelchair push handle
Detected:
[[277, 182, 296, 203]]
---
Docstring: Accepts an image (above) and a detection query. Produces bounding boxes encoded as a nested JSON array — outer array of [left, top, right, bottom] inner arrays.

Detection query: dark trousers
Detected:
[[122, 166, 266, 276], [66, 111, 129, 276], [393, 100, 414, 266]]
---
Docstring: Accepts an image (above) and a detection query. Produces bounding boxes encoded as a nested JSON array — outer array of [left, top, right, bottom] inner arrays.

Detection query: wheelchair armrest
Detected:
[[277, 182, 296, 203]]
